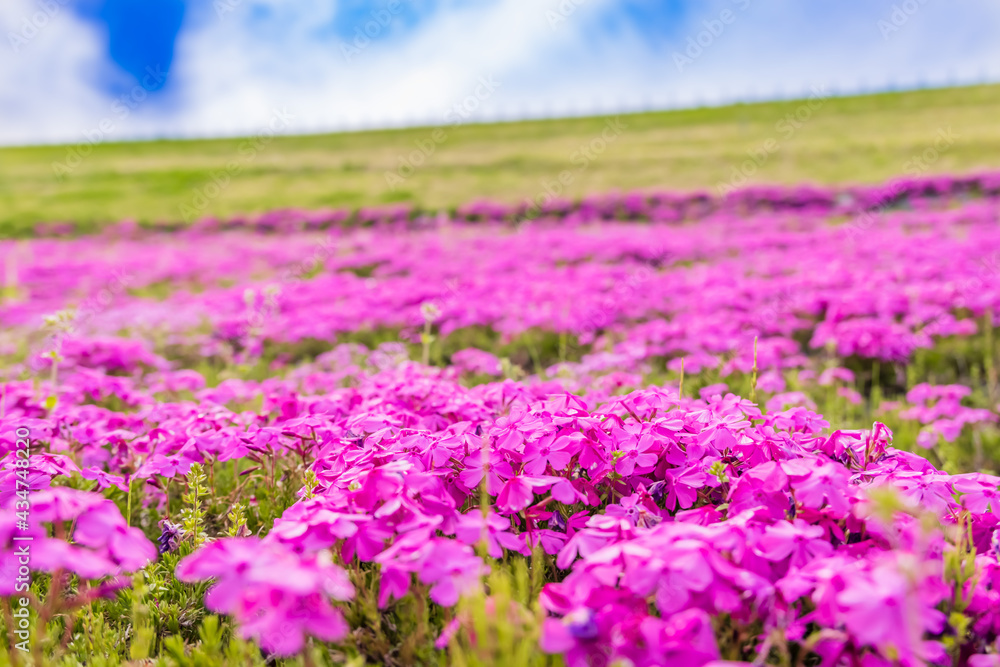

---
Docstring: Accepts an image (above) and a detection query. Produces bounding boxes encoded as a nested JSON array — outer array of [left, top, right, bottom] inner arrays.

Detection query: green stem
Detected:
[[678, 357, 685, 399], [422, 321, 432, 366], [986, 309, 996, 402], [871, 360, 882, 415]]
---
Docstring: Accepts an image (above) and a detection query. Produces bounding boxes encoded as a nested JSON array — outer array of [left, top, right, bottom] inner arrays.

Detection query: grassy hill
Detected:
[[1, 83, 999, 234]]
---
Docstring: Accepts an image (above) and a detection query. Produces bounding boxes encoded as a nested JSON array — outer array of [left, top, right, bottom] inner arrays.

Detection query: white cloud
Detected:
[[169, 0, 623, 136], [0, 0, 110, 144], [1, 0, 999, 145]]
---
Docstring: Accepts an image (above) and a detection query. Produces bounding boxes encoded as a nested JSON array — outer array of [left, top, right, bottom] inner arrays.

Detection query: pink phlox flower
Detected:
[[818, 367, 855, 386], [455, 511, 528, 558], [551, 477, 600, 506], [270, 498, 368, 553], [609, 426, 658, 477], [620, 544, 714, 614], [783, 458, 854, 516], [73, 499, 158, 571], [0, 466, 51, 508], [349, 466, 405, 512], [458, 449, 513, 495], [638, 609, 720, 667], [489, 406, 536, 451], [766, 392, 816, 413], [755, 519, 833, 568], [133, 452, 197, 480], [496, 474, 561, 513], [415, 538, 489, 606], [523, 432, 578, 475], [175, 538, 354, 656], [652, 465, 710, 512], [80, 466, 128, 492], [22, 453, 80, 478], [953, 473, 1000, 516], [6, 490, 155, 581], [28, 538, 121, 580], [699, 383, 730, 400], [557, 515, 635, 569], [377, 565, 411, 608], [834, 386, 862, 405], [836, 555, 947, 665], [885, 471, 958, 515], [756, 370, 786, 394], [605, 493, 663, 529], [30, 486, 106, 523], [728, 461, 791, 520], [450, 348, 503, 376]]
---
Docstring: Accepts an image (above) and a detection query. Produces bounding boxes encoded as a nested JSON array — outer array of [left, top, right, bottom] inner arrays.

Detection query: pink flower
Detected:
[[176, 538, 354, 656], [374, 534, 487, 607], [639, 610, 720, 667], [79, 467, 128, 492], [458, 450, 513, 495], [954, 473, 1000, 515], [783, 458, 853, 516], [1, 489, 154, 583], [611, 428, 658, 477], [417, 539, 489, 606], [74, 500, 157, 570], [727, 461, 790, 520], [836, 557, 946, 665], [837, 387, 862, 405], [455, 511, 528, 557], [523, 433, 576, 475], [605, 493, 663, 529], [819, 367, 855, 386], [377, 565, 411, 608], [497, 476, 536, 513], [653, 465, 710, 511], [495, 475, 558, 514], [755, 520, 832, 568], [756, 370, 786, 394]]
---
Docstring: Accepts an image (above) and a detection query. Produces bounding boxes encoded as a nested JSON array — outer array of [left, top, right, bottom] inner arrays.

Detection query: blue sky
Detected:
[[1, 0, 998, 145]]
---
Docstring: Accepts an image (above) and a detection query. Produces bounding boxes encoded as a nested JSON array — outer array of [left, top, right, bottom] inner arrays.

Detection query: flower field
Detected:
[[5, 172, 1000, 665]]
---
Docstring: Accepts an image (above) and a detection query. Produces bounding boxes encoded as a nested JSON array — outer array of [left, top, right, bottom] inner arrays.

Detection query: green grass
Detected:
[[2, 84, 999, 235]]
